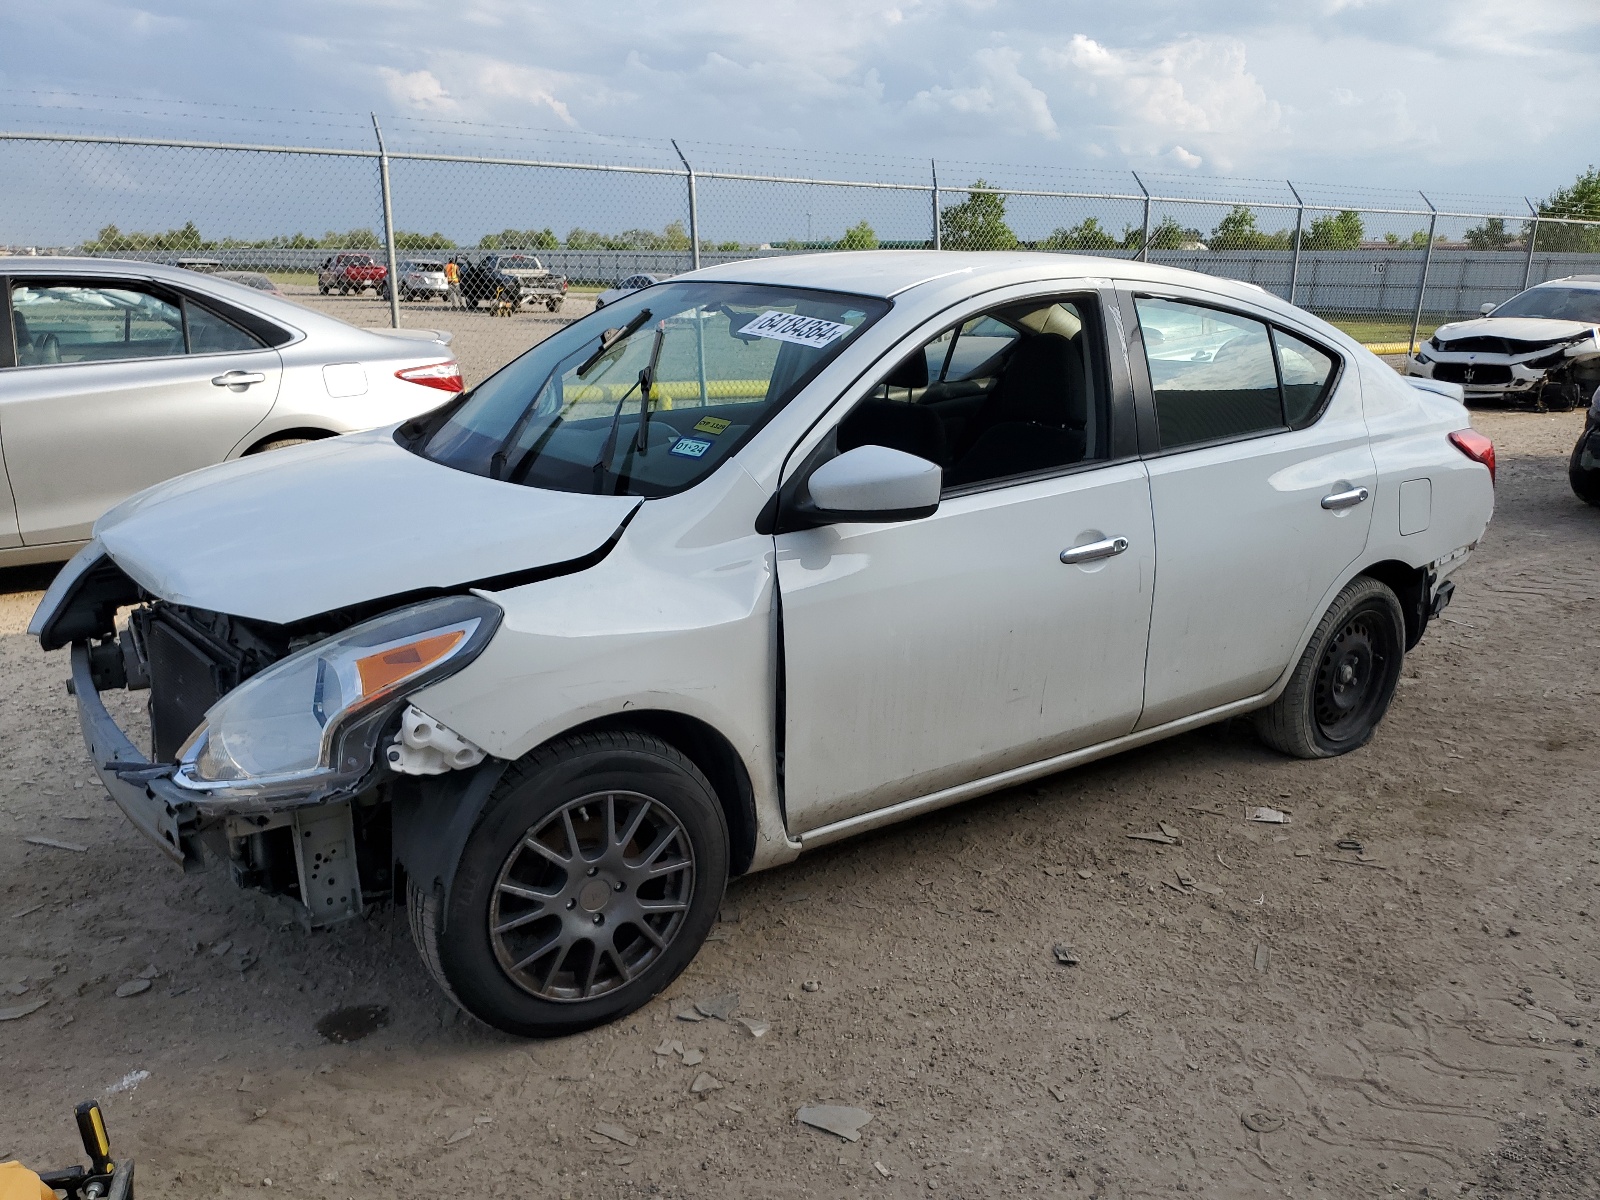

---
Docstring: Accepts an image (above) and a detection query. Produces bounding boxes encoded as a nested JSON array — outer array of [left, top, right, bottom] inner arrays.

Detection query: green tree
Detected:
[[941, 180, 1018, 250], [1464, 216, 1516, 250], [1122, 216, 1202, 252], [394, 230, 456, 251], [1302, 210, 1364, 250], [478, 228, 556, 250], [1534, 165, 1600, 252], [1040, 217, 1119, 251], [1207, 206, 1292, 251], [838, 220, 879, 250]]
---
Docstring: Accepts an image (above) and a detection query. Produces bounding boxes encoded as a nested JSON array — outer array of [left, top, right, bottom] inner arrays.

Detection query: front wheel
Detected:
[[1254, 576, 1405, 759], [409, 730, 728, 1037]]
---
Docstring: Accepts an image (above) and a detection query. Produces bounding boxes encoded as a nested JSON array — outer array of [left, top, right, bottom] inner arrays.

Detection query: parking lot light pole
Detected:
[[1522, 197, 1540, 292], [1408, 191, 1438, 357], [371, 113, 401, 329], [671, 140, 700, 273], [1286, 180, 1306, 305], [1132, 171, 1151, 262]]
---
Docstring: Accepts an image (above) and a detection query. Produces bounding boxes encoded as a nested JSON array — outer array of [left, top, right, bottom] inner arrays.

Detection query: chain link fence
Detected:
[[4, 122, 1599, 377]]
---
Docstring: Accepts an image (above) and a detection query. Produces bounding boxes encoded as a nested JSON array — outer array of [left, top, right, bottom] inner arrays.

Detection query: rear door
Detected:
[[1122, 288, 1375, 727], [1, 275, 282, 546]]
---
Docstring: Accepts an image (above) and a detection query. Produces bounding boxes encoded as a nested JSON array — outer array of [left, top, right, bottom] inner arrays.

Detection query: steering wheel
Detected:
[[36, 333, 61, 364]]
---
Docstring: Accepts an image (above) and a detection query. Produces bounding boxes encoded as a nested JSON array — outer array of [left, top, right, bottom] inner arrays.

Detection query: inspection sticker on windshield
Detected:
[[669, 437, 713, 459], [740, 310, 853, 349]]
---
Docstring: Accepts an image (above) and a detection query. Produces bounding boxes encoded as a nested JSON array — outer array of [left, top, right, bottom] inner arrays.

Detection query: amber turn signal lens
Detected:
[[355, 630, 466, 696]]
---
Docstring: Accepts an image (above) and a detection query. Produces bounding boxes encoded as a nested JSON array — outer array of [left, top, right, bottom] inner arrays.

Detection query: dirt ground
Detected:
[[3, 407, 1598, 1199]]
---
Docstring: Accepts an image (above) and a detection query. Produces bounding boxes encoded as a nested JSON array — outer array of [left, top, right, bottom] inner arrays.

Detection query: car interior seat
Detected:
[[836, 352, 947, 465], [945, 332, 1087, 486]]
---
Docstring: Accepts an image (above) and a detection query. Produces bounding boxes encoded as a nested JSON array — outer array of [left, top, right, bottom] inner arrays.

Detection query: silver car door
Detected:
[[776, 289, 1155, 835], [0, 281, 22, 550], [4, 276, 282, 546], [1121, 288, 1376, 728]]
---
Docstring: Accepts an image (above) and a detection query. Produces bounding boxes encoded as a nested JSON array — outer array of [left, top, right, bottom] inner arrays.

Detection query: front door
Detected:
[[1125, 291, 1376, 727], [776, 290, 1155, 835], [3, 276, 282, 545]]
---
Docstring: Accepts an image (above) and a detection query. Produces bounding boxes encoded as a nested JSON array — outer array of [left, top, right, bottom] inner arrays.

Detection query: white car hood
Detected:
[[1433, 316, 1598, 345], [93, 429, 640, 625]]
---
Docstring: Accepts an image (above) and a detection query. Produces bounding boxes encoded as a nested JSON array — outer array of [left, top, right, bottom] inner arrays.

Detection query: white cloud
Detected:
[[1042, 34, 1282, 171], [377, 68, 456, 112], [906, 47, 1057, 139]]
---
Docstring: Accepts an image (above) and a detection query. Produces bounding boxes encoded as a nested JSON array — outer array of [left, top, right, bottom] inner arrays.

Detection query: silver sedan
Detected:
[[1, 257, 462, 566]]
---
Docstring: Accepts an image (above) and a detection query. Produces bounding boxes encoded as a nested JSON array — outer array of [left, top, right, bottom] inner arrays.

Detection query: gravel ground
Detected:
[[2, 408, 1598, 1199]]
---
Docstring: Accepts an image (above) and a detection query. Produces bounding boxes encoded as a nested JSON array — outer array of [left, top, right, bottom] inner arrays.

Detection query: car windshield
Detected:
[[1490, 287, 1600, 323], [420, 281, 887, 497]]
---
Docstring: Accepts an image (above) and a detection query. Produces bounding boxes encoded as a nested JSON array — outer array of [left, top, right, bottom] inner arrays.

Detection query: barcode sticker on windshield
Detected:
[[740, 311, 853, 349]]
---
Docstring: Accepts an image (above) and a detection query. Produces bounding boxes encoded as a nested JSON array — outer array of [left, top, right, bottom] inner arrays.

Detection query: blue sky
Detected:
[[2, 1, 1598, 245]]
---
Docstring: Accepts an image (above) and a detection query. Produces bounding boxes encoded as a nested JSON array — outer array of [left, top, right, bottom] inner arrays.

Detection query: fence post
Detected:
[[671, 140, 700, 273], [370, 114, 400, 329], [1286, 180, 1305, 305], [931, 160, 941, 250], [1131, 171, 1151, 262], [1522, 197, 1540, 292], [1408, 191, 1438, 356]]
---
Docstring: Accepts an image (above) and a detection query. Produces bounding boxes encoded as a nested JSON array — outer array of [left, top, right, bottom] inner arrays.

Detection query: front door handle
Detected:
[[212, 371, 266, 387], [1320, 486, 1370, 511], [1060, 536, 1129, 565]]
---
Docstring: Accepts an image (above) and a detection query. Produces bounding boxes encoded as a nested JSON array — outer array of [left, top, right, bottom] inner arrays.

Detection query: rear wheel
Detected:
[[1571, 422, 1600, 507], [1254, 576, 1405, 759], [408, 730, 728, 1037]]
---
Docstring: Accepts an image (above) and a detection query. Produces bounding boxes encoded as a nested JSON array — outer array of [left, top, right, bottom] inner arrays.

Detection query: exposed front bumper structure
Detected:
[[70, 643, 196, 868]]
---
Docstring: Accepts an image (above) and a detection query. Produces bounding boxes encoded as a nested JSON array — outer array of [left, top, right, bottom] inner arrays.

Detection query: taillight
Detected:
[[396, 360, 463, 393], [1449, 428, 1495, 484]]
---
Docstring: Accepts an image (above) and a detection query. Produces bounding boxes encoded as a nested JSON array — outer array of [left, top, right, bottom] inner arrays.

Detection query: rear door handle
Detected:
[[1320, 486, 1370, 511], [212, 371, 266, 387], [1060, 536, 1129, 565]]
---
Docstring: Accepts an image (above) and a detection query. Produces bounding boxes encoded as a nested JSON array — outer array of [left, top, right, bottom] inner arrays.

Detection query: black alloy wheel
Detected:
[[1255, 576, 1406, 759], [408, 730, 727, 1036]]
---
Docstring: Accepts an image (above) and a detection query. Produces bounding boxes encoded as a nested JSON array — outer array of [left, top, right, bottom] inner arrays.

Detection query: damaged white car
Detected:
[[1408, 276, 1600, 409], [32, 252, 1495, 1037]]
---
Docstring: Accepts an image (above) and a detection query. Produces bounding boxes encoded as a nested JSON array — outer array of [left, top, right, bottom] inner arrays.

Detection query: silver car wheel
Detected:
[[488, 789, 696, 1002]]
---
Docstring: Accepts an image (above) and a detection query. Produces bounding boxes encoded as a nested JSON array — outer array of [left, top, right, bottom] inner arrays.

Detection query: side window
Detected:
[[1134, 298, 1283, 450], [10, 281, 184, 366], [839, 296, 1109, 490], [1274, 328, 1336, 427], [186, 300, 265, 354]]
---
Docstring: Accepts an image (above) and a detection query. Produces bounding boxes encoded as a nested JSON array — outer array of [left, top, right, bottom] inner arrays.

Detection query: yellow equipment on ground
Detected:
[[2, 1102, 132, 1199]]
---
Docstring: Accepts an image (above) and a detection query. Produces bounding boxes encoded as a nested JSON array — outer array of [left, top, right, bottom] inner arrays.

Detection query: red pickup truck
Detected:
[[317, 252, 388, 295]]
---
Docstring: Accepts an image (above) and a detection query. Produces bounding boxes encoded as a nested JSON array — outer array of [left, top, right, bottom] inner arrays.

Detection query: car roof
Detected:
[[687, 249, 1310, 316], [1542, 276, 1600, 290]]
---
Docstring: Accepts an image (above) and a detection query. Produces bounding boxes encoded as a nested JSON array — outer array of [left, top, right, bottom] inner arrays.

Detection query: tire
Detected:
[[547, 298, 562, 312], [409, 730, 729, 1037], [1571, 425, 1600, 507], [318, 283, 330, 295], [338, 284, 350, 296], [1254, 576, 1406, 759], [249, 437, 315, 454]]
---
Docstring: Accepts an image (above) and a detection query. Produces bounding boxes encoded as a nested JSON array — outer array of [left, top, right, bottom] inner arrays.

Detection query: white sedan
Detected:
[[1, 257, 462, 565], [33, 251, 1495, 1036]]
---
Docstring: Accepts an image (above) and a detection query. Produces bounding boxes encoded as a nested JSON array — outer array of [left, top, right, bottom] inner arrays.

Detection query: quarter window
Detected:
[[1274, 328, 1336, 427], [186, 301, 265, 354]]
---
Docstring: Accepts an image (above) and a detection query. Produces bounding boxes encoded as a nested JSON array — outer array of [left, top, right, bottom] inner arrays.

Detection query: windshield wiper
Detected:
[[487, 308, 653, 480], [577, 308, 652, 377], [593, 322, 665, 493]]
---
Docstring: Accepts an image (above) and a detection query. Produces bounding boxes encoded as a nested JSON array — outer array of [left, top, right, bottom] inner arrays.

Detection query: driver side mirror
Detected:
[[795, 444, 941, 526], [1480, 302, 1496, 315]]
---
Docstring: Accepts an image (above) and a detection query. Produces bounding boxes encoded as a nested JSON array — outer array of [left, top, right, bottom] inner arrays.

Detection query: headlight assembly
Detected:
[[173, 594, 500, 802]]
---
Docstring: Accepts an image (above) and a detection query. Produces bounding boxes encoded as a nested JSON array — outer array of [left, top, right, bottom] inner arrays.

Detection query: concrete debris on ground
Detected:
[[797, 1104, 874, 1142]]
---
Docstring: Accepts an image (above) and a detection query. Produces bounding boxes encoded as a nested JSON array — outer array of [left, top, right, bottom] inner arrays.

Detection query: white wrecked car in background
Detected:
[[1408, 276, 1600, 410]]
